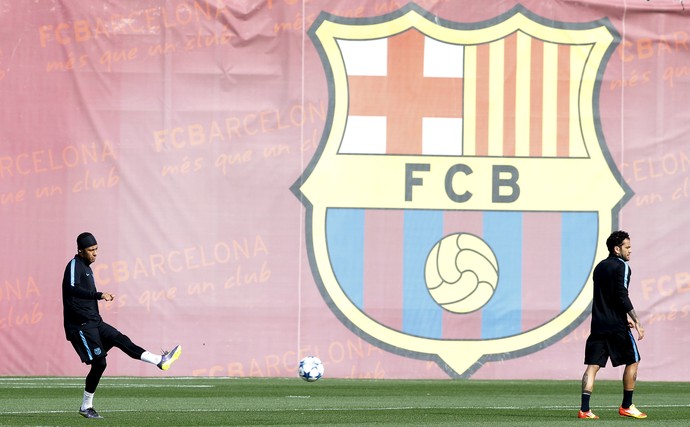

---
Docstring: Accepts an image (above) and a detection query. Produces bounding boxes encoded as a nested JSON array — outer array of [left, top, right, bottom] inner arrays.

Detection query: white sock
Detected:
[[81, 390, 94, 411], [140, 350, 162, 366]]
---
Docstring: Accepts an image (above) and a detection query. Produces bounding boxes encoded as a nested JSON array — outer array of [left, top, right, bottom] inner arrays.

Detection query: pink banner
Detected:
[[1, 0, 689, 381]]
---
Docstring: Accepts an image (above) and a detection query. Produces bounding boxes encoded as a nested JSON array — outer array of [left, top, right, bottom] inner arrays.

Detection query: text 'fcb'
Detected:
[[404, 163, 520, 204]]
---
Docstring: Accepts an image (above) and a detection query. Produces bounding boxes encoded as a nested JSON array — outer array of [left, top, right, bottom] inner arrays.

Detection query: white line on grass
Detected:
[[4, 403, 689, 416], [0, 376, 286, 382], [0, 383, 214, 388], [0, 377, 215, 388]]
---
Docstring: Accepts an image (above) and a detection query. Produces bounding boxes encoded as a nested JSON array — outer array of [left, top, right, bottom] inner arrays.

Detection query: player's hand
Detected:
[[634, 322, 645, 340], [101, 293, 115, 301]]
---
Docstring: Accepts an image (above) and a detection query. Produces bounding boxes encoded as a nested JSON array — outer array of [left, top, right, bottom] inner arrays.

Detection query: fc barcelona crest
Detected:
[[292, 3, 632, 377]]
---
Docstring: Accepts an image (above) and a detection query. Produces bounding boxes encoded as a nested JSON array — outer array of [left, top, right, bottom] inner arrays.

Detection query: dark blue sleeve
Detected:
[[613, 261, 634, 313], [63, 258, 101, 300]]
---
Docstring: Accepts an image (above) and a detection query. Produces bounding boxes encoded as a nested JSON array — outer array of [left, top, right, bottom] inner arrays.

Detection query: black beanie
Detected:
[[77, 232, 98, 249]]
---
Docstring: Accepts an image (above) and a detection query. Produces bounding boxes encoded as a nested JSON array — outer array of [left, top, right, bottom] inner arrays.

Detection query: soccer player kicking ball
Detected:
[[62, 232, 182, 419], [578, 230, 647, 419]]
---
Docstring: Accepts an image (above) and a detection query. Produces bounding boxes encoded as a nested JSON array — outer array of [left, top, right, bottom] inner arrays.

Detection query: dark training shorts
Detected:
[[68, 322, 121, 364], [584, 330, 641, 367]]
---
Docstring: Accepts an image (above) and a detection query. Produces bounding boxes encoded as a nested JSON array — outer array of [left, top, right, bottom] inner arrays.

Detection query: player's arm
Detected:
[[613, 263, 644, 339], [64, 282, 102, 300], [63, 260, 104, 300], [612, 266, 644, 339], [66, 284, 113, 301], [613, 263, 634, 312]]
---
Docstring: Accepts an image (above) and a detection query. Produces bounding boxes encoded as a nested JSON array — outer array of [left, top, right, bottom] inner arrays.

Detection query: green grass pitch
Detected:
[[1, 377, 688, 426]]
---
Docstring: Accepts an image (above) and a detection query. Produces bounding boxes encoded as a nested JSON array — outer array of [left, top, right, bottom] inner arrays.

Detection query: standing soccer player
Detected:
[[63, 232, 182, 419], [578, 230, 646, 419]]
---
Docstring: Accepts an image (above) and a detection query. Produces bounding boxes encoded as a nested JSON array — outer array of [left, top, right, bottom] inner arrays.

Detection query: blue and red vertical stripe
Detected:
[[325, 208, 597, 340]]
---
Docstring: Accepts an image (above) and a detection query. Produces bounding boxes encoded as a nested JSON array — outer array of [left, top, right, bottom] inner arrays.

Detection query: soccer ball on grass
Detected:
[[298, 356, 324, 382]]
